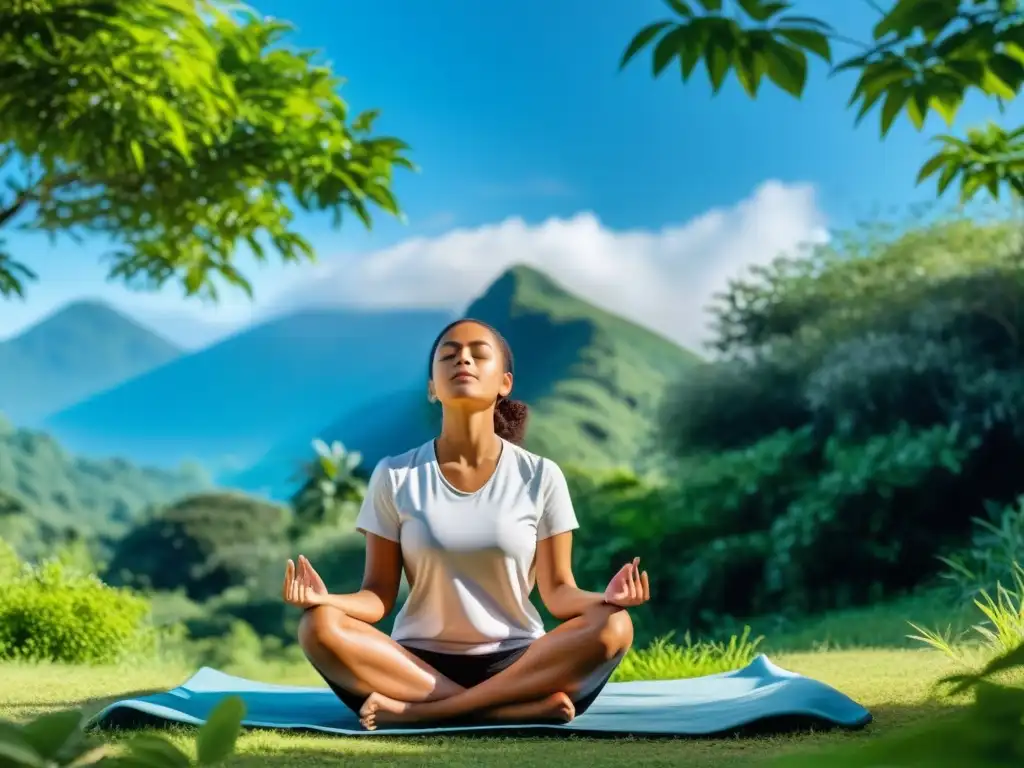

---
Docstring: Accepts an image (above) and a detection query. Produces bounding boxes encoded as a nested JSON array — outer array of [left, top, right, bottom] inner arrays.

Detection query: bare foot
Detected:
[[492, 691, 575, 724], [359, 692, 409, 730], [358, 691, 576, 730]]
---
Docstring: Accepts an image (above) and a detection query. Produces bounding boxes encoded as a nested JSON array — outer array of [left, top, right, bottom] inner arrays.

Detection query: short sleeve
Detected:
[[355, 459, 401, 542], [536, 459, 579, 540]]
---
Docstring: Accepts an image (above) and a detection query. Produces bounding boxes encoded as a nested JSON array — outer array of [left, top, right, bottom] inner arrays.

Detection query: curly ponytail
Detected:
[[494, 396, 529, 445]]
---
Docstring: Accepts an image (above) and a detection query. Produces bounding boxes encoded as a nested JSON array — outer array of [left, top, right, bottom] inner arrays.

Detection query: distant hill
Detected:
[[233, 265, 701, 497], [0, 300, 182, 424], [43, 308, 453, 473], [0, 412, 209, 559]]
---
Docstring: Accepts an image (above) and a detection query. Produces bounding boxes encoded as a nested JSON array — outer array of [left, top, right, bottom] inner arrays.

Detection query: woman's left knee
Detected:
[[588, 606, 634, 658]]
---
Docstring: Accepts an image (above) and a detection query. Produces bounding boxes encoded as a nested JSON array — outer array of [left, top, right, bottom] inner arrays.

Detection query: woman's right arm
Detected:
[[316, 533, 402, 624]]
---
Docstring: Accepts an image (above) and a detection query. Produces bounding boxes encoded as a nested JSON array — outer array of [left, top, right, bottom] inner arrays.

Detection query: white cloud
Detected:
[[273, 180, 829, 351]]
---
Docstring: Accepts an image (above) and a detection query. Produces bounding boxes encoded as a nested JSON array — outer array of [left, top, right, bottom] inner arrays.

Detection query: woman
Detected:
[[282, 318, 651, 730]]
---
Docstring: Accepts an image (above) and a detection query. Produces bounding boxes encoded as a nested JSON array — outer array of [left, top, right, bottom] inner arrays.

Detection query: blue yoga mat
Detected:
[[88, 654, 871, 737]]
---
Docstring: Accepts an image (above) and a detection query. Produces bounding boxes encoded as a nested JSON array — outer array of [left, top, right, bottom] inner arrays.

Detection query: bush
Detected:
[[106, 492, 290, 601], [636, 214, 1024, 627], [0, 554, 155, 663], [939, 496, 1024, 600]]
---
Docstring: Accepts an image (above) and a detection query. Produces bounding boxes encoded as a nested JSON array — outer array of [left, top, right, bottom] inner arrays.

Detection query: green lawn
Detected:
[[0, 648, 963, 767]]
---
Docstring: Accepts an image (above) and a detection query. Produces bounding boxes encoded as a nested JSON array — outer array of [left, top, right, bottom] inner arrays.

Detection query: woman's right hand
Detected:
[[282, 555, 329, 608]]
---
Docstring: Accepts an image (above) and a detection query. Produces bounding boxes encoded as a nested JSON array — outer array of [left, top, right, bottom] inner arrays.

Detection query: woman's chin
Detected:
[[441, 390, 496, 409]]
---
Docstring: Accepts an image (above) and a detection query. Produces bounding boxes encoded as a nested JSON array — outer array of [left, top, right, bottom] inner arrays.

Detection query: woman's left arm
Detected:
[[535, 532, 607, 620]]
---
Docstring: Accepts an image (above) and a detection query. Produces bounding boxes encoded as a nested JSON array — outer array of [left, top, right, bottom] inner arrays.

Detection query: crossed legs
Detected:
[[298, 602, 633, 729]]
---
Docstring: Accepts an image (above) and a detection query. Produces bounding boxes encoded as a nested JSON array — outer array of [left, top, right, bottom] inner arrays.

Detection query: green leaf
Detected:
[[775, 28, 831, 62], [704, 27, 734, 92], [351, 109, 380, 133], [880, 87, 910, 136], [981, 66, 1018, 99], [733, 45, 767, 97], [662, 0, 694, 15], [125, 734, 192, 768], [928, 90, 962, 126], [944, 59, 986, 87], [916, 152, 948, 183], [620, 21, 674, 69], [905, 89, 929, 130], [762, 40, 807, 97], [679, 25, 706, 79], [20, 710, 86, 760], [987, 54, 1024, 96], [935, 160, 961, 194], [735, 0, 783, 22], [196, 696, 246, 765], [653, 25, 691, 76], [129, 140, 146, 171], [695, 0, 723, 10], [853, 87, 887, 125], [0, 722, 44, 768], [776, 15, 832, 32], [874, 0, 956, 39]]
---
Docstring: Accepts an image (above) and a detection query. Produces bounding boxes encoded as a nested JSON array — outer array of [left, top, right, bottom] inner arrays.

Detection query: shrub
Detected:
[[0, 555, 154, 663], [106, 492, 290, 601], [641, 215, 1024, 626], [939, 496, 1024, 600], [911, 561, 1024, 666]]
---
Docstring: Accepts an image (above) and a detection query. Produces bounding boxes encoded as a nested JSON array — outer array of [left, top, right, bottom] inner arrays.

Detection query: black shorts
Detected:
[[313, 643, 611, 719]]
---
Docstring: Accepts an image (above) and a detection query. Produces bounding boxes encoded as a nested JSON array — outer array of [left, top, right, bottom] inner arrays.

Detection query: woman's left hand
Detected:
[[603, 557, 650, 608]]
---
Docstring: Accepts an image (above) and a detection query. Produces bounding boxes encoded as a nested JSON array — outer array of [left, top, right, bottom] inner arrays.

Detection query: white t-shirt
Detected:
[[354, 438, 580, 655]]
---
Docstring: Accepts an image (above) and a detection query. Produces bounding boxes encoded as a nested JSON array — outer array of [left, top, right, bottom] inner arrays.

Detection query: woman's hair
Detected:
[[427, 318, 530, 445]]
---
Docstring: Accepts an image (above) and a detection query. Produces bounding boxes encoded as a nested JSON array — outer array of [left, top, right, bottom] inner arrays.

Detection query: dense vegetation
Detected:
[[0, 413, 209, 561], [566, 213, 1024, 638]]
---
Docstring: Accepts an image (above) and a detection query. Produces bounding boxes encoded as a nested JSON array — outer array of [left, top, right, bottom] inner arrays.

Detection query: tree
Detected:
[[0, 0, 412, 299], [105, 491, 290, 600], [620, 0, 1024, 202], [289, 438, 366, 535]]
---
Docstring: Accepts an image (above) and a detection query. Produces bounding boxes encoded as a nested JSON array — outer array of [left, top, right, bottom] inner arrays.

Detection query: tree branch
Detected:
[[864, 0, 887, 16], [0, 191, 30, 228], [0, 171, 81, 229]]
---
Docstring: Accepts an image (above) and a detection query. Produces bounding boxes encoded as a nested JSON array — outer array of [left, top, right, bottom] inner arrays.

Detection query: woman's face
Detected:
[[429, 321, 512, 408]]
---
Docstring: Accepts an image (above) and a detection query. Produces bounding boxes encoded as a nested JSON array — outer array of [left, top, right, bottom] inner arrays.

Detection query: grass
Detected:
[[0, 645, 964, 767], [612, 626, 765, 682]]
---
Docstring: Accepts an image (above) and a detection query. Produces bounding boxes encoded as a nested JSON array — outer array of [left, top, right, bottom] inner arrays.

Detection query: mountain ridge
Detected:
[[0, 299, 182, 424], [42, 306, 454, 472], [231, 263, 701, 496]]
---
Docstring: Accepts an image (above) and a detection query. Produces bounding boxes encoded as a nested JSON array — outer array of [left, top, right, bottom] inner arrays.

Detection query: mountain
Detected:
[[42, 308, 453, 473], [233, 265, 701, 497], [0, 300, 182, 424]]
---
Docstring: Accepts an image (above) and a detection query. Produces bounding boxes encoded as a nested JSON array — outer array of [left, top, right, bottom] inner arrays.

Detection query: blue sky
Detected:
[[2, 0, 1020, 348]]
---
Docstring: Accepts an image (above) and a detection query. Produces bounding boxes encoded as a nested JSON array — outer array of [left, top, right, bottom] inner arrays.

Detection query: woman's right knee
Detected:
[[297, 604, 347, 653]]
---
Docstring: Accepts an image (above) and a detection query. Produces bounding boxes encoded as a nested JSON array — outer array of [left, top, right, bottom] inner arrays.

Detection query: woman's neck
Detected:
[[437, 408, 501, 466]]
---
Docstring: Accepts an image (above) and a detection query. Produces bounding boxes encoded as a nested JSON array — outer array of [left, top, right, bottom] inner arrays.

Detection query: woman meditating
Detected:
[[282, 318, 651, 730]]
